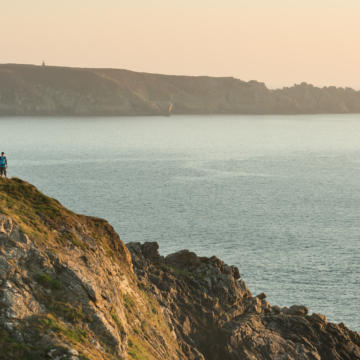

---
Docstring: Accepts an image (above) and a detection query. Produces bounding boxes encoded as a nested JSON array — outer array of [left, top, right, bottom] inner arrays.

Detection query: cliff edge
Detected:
[[0, 178, 359, 359]]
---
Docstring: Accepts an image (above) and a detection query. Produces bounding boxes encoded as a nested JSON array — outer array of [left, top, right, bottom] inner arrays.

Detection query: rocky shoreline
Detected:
[[0, 178, 359, 359]]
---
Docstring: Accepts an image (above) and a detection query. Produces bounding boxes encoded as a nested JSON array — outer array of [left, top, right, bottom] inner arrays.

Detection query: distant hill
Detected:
[[1, 63, 360, 116]]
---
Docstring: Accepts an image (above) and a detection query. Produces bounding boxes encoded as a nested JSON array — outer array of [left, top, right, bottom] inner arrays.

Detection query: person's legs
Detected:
[[0, 168, 5, 177]]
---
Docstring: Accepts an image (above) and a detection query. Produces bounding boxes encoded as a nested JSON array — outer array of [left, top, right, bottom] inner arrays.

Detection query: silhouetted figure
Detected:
[[0, 152, 8, 178]]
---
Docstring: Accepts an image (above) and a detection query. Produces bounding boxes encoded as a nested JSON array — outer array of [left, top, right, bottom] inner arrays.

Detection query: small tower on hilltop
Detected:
[[42, 60, 46, 67]]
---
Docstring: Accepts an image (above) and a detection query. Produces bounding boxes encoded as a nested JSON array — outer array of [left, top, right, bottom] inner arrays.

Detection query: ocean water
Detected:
[[1, 114, 360, 331]]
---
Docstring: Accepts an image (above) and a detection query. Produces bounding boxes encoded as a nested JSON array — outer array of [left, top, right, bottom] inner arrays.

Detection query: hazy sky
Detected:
[[2, 0, 359, 88]]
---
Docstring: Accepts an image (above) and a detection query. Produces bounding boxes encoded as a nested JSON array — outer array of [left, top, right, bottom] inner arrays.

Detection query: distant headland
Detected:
[[1, 63, 360, 116]]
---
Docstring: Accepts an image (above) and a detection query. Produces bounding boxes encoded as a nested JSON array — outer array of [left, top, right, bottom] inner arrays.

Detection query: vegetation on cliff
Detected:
[[0, 178, 359, 359], [1, 64, 360, 116], [0, 178, 175, 360]]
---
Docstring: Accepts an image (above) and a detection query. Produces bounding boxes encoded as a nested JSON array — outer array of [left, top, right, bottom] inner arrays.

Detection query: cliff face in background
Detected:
[[0, 178, 360, 360], [1, 64, 360, 116]]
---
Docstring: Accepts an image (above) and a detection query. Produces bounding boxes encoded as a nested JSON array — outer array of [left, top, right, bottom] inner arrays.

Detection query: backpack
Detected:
[[0, 156, 6, 167]]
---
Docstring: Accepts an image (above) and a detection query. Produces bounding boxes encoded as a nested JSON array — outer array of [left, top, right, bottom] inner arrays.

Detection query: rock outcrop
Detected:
[[1, 64, 360, 116], [0, 178, 359, 359], [127, 243, 360, 360]]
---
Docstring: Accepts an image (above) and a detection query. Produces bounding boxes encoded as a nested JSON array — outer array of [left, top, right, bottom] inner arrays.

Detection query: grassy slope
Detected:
[[0, 177, 128, 261]]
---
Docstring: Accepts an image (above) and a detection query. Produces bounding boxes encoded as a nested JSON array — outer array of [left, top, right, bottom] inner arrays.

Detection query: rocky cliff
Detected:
[[0, 178, 359, 360], [1, 64, 360, 116]]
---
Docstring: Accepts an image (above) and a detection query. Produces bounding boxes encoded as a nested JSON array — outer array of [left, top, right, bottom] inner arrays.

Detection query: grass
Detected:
[[105, 247, 115, 258], [35, 272, 61, 290], [0, 328, 44, 360], [165, 264, 192, 278], [124, 286, 179, 360], [128, 337, 154, 360], [59, 230, 86, 250], [0, 178, 131, 269], [111, 311, 125, 333], [0, 178, 61, 221], [37, 314, 87, 344], [123, 294, 135, 310], [0, 178, 70, 246], [51, 301, 86, 323], [27, 312, 120, 360]]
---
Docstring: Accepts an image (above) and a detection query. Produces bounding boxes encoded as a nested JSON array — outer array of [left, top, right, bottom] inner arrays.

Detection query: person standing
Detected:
[[0, 152, 8, 178]]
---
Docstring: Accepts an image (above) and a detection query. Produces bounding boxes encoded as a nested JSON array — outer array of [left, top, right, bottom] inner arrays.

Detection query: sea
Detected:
[[2, 114, 359, 331]]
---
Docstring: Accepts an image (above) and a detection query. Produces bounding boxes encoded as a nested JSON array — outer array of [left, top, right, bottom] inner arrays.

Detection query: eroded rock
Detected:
[[1, 178, 359, 360]]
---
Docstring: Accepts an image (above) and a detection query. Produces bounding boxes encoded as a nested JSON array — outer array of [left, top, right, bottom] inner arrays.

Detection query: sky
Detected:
[[1, 0, 359, 89]]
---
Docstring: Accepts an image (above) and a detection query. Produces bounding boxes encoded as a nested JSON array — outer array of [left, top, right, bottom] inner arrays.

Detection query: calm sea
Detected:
[[2, 115, 360, 330]]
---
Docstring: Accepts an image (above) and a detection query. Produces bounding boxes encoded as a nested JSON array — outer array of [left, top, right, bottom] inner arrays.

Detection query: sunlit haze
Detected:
[[2, 0, 359, 88]]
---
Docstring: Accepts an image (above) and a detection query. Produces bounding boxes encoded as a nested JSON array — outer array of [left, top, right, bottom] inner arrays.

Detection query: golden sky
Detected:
[[1, 0, 359, 88]]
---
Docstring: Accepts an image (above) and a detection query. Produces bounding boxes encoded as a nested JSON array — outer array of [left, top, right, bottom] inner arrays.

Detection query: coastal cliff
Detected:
[[0, 178, 359, 359], [1, 64, 360, 116]]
